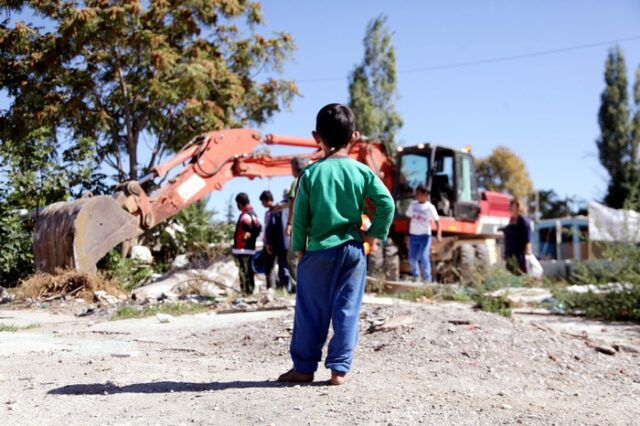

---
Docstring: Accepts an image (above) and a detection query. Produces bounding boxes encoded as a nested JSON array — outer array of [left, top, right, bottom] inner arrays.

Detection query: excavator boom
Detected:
[[33, 129, 325, 273]]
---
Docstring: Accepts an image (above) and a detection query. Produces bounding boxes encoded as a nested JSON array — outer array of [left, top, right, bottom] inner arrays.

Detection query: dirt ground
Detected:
[[1, 297, 639, 426]]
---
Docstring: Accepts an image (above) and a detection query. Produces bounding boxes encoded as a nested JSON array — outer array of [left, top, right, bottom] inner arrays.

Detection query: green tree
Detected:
[[0, 1, 296, 284], [0, 1, 298, 186], [596, 47, 638, 209], [348, 15, 402, 155], [475, 146, 534, 200], [632, 65, 640, 166]]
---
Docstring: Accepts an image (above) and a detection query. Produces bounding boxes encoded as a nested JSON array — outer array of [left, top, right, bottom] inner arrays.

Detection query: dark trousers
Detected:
[[264, 249, 291, 291], [290, 241, 366, 374], [234, 255, 255, 295]]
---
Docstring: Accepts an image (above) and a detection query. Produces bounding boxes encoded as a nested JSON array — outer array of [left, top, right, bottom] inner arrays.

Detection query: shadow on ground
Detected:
[[48, 380, 329, 395]]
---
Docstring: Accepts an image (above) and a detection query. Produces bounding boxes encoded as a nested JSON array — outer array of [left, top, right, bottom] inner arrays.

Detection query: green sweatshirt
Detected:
[[292, 156, 395, 252]]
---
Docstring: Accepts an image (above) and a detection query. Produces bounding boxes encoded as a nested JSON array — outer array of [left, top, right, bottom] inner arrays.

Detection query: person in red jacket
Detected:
[[232, 193, 261, 294]]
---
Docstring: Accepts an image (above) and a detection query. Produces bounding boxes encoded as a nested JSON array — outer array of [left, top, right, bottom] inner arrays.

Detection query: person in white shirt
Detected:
[[405, 185, 442, 282]]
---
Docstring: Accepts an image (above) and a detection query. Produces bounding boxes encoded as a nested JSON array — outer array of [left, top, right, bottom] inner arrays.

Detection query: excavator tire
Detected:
[[383, 239, 400, 281], [474, 243, 491, 275], [455, 243, 476, 283], [33, 196, 141, 274]]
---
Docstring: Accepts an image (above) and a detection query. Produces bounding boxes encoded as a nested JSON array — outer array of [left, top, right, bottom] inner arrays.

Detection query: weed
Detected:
[[473, 295, 512, 318], [111, 303, 210, 321], [393, 287, 436, 301], [0, 322, 40, 332]]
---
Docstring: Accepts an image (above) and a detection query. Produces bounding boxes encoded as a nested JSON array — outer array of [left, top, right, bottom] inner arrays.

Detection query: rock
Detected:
[[75, 305, 97, 317], [130, 245, 153, 264], [172, 254, 190, 269], [368, 315, 414, 333], [592, 344, 617, 355], [156, 313, 174, 323]]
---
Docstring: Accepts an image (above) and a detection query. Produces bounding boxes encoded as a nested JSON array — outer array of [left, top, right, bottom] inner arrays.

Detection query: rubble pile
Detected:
[[17, 270, 126, 303]]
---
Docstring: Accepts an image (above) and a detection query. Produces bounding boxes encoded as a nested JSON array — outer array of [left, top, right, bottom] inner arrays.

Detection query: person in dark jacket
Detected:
[[503, 197, 532, 274], [260, 190, 291, 291], [232, 193, 261, 294]]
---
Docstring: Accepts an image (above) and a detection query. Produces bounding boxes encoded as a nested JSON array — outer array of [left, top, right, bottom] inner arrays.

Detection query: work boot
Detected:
[[277, 369, 314, 383]]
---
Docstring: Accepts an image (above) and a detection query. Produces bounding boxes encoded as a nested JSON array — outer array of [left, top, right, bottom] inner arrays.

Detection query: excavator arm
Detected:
[[33, 129, 322, 273]]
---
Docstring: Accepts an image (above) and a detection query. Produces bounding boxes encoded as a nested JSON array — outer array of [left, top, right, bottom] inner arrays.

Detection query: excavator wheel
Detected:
[[455, 243, 476, 284], [33, 196, 141, 274]]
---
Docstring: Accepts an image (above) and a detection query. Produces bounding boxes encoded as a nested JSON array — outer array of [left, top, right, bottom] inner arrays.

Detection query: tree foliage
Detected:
[[475, 146, 533, 200], [0, 0, 298, 185], [0, 1, 296, 284], [596, 47, 639, 209], [348, 15, 402, 155], [527, 189, 587, 220]]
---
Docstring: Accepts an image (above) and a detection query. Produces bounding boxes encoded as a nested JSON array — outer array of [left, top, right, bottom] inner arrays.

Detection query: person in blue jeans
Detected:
[[405, 185, 442, 282], [277, 104, 394, 386]]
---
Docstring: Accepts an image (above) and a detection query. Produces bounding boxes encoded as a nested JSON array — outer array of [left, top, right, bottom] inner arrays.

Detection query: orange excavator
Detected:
[[33, 128, 511, 282]]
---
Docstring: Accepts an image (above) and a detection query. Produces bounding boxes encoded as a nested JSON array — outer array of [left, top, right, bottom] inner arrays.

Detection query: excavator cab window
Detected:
[[431, 153, 455, 216], [395, 153, 429, 214]]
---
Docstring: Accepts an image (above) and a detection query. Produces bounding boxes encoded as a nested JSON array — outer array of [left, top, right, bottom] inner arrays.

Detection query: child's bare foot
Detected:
[[277, 369, 314, 383], [330, 370, 351, 386]]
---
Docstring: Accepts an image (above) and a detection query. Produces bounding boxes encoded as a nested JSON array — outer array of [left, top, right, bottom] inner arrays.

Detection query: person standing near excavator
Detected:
[[232, 193, 262, 295], [285, 156, 309, 292], [259, 190, 291, 292]]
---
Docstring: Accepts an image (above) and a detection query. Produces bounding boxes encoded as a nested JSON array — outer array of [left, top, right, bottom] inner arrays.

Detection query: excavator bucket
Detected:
[[33, 196, 141, 274]]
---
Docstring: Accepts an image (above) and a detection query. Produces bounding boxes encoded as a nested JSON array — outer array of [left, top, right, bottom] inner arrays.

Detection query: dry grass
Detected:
[[17, 270, 126, 302]]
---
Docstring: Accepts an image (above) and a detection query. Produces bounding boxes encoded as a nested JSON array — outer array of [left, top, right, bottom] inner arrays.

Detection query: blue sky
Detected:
[[212, 0, 640, 221], [3, 1, 640, 224]]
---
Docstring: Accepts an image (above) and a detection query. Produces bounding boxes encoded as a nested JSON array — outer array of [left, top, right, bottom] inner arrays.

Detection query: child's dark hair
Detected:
[[415, 184, 429, 195], [259, 190, 273, 202], [235, 192, 250, 207], [315, 103, 356, 151]]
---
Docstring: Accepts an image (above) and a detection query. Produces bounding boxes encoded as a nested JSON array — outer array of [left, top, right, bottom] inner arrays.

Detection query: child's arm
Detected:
[[365, 173, 395, 243], [291, 174, 310, 256], [405, 201, 413, 218], [430, 203, 442, 241], [435, 219, 442, 242]]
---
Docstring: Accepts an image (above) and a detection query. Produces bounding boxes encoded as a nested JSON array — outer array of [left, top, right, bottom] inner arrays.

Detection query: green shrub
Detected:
[[0, 209, 34, 287], [101, 251, 154, 291]]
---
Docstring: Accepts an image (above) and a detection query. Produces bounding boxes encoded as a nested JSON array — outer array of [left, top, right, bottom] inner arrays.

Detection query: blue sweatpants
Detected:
[[408, 234, 433, 281], [290, 241, 366, 374]]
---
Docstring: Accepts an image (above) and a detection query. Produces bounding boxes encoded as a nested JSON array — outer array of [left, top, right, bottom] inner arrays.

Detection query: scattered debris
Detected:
[[448, 319, 471, 325], [367, 314, 414, 333], [565, 283, 634, 294], [486, 287, 553, 306], [94, 291, 120, 305], [131, 256, 242, 303], [0, 287, 14, 304], [588, 343, 617, 356]]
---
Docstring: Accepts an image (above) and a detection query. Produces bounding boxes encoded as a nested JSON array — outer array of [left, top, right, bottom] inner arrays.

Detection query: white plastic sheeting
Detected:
[[588, 202, 640, 242]]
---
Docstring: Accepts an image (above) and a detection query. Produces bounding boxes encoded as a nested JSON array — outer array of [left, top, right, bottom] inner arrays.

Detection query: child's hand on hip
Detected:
[[364, 235, 378, 253]]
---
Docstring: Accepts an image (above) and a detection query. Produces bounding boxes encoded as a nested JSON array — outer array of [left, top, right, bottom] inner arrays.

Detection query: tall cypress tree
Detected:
[[632, 65, 640, 164], [348, 15, 402, 155], [596, 47, 637, 209]]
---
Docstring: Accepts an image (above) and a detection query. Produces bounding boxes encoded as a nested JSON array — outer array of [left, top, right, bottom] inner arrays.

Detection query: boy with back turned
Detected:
[[277, 104, 394, 385]]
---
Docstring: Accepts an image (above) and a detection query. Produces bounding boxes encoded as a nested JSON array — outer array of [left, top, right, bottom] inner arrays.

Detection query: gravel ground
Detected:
[[0, 300, 639, 425]]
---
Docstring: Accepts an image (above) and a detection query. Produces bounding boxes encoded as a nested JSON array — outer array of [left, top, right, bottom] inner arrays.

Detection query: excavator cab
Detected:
[[394, 144, 481, 221]]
